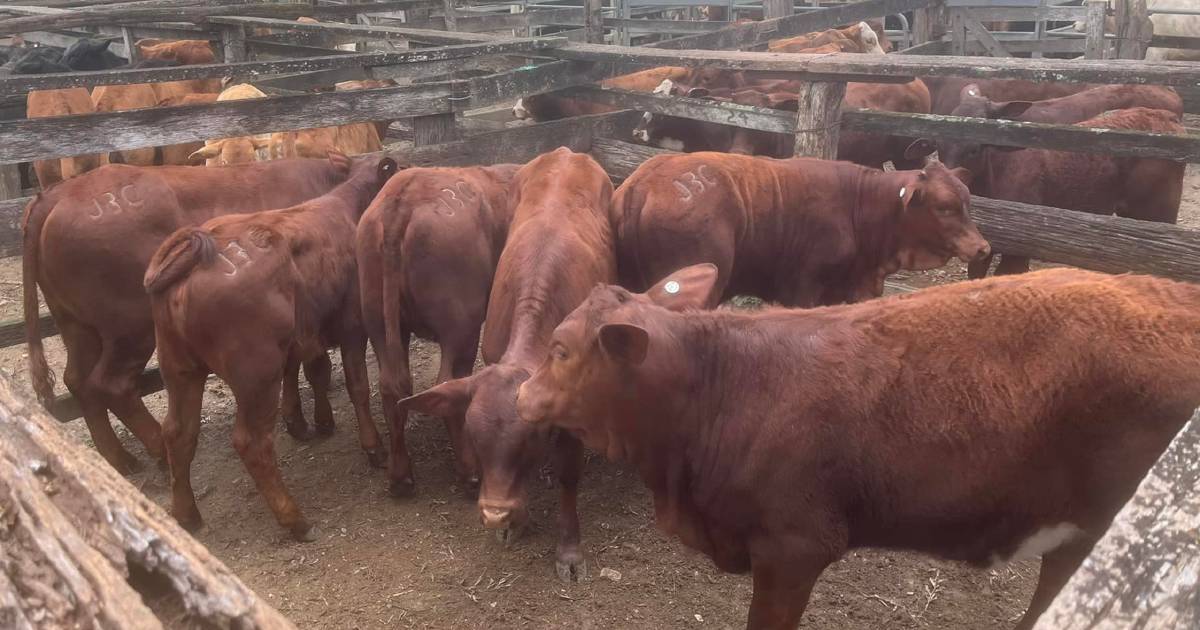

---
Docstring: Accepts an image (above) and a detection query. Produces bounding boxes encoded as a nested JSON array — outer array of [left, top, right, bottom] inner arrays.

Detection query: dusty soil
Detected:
[[4, 158, 1198, 630]]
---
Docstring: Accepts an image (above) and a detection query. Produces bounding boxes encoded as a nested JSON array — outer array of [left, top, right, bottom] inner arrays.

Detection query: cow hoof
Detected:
[[285, 420, 312, 442], [174, 511, 203, 533], [389, 477, 415, 498], [556, 554, 587, 583], [495, 524, 524, 547], [315, 420, 335, 437], [291, 522, 319, 542], [363, 447, 387, 469]]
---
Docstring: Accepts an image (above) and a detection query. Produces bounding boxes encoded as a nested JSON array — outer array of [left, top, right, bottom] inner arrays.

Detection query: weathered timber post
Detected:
[[0, 164, 20, 202], [949, 8, 968, 56], [442, 0, 458, 31], [220, 23, 247, 63], [0, 376, 296, 629], [792, 81, 846, 160], [913, 0, 946, 46], [616, 0, 632, 46], [584, 0, 604, 43], [763, 0, 791, 20], [1032, 407, 1200, 629], [1084, 0, 1107, 59], [413, 113, 457, 145], [121, 26, 138, 62], [1115, 0, 1151, 59]]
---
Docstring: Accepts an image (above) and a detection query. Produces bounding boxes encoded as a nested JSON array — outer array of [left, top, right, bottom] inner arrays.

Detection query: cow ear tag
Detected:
[[899, 186, 906, 200], [664, 281, 681, 295]]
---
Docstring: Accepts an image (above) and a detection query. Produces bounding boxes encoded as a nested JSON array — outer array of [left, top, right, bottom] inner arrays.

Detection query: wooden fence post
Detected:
[[220, 24, 247, 63], [412, 113, 456, 146], [0, 164, 20, 202], [584, 0, 604, 44], [949, 8, 967, 56], [1084, 0, 1107, 59], [1115, 0, 1151, 59], [442, 0, 457, 31], [616, 0, 631, 46], [121, 26, 137, 62], [792, 81, 845, 160], [913, 0, 946, 46], [763, 0, 791, 20]]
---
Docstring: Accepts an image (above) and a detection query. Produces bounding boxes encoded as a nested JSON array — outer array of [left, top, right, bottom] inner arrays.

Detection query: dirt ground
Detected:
[[4, 157, 1199, 629]]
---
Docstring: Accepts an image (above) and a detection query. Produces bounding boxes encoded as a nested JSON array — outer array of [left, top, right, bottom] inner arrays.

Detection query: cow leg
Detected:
[[96, 334, 164, 463], [967, 252, 995, 280], [438, 334, 481, 489], [1013, 539, 1095, 630], [381, 329, 416, 497], [746, 549, 833, 630], [161, 368, 207, 531], [231, 375, 314, 541], [281, 355, 311, 440], [553, 431, 586, 583], [994, 255, 1031, 276], [340, 335, 386, 468], [58, 319, 139, 473], [305, 352, 336, 436]]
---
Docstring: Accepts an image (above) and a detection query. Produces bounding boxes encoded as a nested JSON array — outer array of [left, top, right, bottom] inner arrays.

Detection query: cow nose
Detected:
[[974, 241, 992, 260], [481, 507, 511, 529]]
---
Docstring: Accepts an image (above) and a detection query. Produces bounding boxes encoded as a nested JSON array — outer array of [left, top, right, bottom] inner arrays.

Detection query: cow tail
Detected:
[[22, 193, 56, 407], [143, 227, 215, 294], [379, 211, 410, 393]]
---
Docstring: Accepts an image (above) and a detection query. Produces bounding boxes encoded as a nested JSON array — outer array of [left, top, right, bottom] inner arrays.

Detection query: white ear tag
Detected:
[[664, 281, 681, 295], [899, 186, 907, 199]]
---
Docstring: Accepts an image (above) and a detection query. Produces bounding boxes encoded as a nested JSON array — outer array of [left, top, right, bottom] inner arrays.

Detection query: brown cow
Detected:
[[134, 39, 216, 65], [912, 107, 1185, 278], [156, 93, 219, 165], [26, 88, 108, 187], [612, 152, 989, 306], [144, 153, 399, 540], [515, 266, 1200, 630], [512, 66, 689, 121], [356, 164, 521, 495], [23, 156, 358, 472], [949, 83, 1183, 124], [91, 83, 160, 166], [396, 148, 614, 582], [922, 77, 1095, 115], [269, 123, 382, 160], [768, 21, 885, 54]]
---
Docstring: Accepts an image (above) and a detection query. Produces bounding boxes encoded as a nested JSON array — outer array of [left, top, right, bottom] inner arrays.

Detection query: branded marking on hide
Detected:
[[217, 240, 252, 277], [436, 182, 472, 216], [673, 165, 719, 202], [88, 184, 144, 220]]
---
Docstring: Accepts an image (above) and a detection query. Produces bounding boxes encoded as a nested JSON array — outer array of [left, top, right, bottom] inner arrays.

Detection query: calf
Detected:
[[914, 107, 1184, 278], [144, 154, 399, 540], [515, 266, 1200, 630], [922, 76, 1094, 115], [356, 164, 521, 495], [26, 88, 108, 187], [189, 83, 270, 166], [950, 83, 1183, 124], [269, 123, 382, 160], [513, 67, 689, 122], [23, 156, 357, 472], [62, 38, 125, 71], [612, 152, 989, 306], [768, 21, 885, 54], [397, 148, 614, 582]]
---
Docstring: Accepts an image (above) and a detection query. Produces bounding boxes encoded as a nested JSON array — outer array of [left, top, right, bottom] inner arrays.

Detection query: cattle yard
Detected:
[[1, 0, 1199, 628]]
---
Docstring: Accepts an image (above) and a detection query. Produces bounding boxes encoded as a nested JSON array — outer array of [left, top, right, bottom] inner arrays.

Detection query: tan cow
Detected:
[[27, 88, 109, 187]]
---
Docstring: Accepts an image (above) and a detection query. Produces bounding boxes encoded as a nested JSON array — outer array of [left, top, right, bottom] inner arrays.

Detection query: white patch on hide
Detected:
[[513, 98, 528, 119], [657, 137, 685, 152], [990, 523, 1083, 568]]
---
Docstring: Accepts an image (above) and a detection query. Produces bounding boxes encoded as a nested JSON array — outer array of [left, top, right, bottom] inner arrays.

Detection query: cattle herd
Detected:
[[12, 18, 1200, 630]]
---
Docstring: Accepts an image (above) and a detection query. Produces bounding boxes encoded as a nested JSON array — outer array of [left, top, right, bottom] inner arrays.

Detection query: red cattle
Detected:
[[355, 164, 521, 496], [512, 66, 689, 122], [912, 107, 1185, 278], [768, 21, 885, 54], [26, 88, 108, 187], [922, 76, 1095, 115], [144, 153, 399, 541], [515, 266, 1200, 630], [612, 152, 989, 306], [950, 83, 1183, 124], [134, 39, 216, 65], [396, 148, 615, 582], [23, 157, 357, 473]]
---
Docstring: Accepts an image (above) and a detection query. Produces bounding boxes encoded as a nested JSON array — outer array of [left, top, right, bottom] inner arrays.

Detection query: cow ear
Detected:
[[959, 83, 984, 100], [187, 144, 219, 164], [645, 263, 721, 310], [950, 167, 973, 187], [904, 138, 937, 161], [989, 101, 1033, 120], [397, 377, 474, 419], [900, 179, 921, 209], [598, 324, 649, 365], [327, 150, 352, 172]]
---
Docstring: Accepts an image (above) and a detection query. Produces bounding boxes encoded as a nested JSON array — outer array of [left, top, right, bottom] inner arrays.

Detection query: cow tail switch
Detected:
[[144, 227, 216, 293]]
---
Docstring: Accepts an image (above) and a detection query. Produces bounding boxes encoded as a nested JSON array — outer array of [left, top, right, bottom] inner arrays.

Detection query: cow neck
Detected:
[[848, 167, 909, 275], [315, 167, 380, 220]]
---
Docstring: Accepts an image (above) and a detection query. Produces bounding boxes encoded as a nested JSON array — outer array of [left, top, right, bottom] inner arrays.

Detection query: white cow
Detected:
[[1075, 0, 1200, 61]]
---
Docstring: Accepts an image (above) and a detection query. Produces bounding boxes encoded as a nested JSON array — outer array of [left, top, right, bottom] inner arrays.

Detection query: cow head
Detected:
[[516, 264, 721, 456], [856, 21, 886, 54], [62, 38, 125, 71], [931, 84, 1032, 171], [398, 364, 548, 541], [188, 137, 270, 166], [893, 159, 990, 270]]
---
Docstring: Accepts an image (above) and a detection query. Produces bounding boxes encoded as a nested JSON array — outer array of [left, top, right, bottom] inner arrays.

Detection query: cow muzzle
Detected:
[[958, 234, 992, 262]]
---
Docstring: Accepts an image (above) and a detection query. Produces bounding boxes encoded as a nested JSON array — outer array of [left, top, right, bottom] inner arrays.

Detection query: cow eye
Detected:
[[552, 345, 569, 361]]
